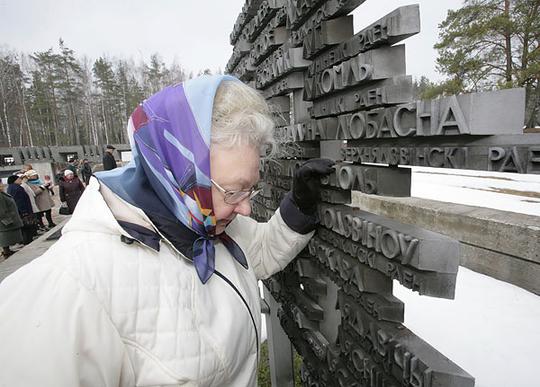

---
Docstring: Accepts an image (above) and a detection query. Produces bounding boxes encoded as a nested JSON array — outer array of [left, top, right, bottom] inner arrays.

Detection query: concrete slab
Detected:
[[352, 192, 540, 294]]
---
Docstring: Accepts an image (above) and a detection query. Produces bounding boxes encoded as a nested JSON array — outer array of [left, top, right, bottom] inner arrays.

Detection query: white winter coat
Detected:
[[0, 178, 313, 386]]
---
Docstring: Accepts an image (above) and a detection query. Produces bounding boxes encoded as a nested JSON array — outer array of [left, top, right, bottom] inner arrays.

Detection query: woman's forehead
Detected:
[[210, 144, 260, 186]]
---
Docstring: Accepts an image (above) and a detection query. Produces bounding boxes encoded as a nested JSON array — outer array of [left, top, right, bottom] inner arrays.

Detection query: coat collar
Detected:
[[63, 177, 249, 283], [62, 177, 162, 252]]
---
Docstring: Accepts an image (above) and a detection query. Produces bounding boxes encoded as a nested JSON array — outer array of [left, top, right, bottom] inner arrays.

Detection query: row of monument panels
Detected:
[[0, 144, 130, 165]]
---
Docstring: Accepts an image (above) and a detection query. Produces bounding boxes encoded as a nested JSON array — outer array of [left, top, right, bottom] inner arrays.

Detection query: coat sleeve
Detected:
[[0, 194, 8, 216], [15, 186, 33, 215], [30, 184, 45, 197], [103, 155, 116, 170], [59, 183, 66, 202], [0, 261, 134, 387], [228, 208, 315, 280], [0, 194, 12, 226]]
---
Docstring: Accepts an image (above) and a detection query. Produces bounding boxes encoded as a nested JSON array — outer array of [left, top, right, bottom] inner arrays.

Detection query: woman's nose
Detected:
[[234, 198, 252, 216]]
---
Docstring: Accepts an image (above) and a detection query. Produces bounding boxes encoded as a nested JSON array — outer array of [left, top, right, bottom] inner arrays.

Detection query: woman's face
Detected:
[[210, 143, 260, 235]]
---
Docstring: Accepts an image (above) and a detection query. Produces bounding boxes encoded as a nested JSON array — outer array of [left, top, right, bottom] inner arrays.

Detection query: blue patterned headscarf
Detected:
[[95, 75, 248, 283]]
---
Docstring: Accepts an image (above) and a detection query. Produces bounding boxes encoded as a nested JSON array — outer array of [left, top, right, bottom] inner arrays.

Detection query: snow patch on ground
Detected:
[[394, 268, 540, 387], [411, 167, 540, 216]]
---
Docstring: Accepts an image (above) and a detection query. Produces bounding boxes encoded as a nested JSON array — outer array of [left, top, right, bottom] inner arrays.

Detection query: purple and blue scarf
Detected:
[[95, 75, 248, 284]]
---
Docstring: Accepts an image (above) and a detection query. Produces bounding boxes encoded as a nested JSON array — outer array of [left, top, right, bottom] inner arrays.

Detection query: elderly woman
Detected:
[[58, 169, 85, 214], [0, 75, 333, 386], [25, 169, 56, 229]]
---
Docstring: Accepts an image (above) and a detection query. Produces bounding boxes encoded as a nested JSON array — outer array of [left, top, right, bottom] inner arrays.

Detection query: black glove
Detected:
[[292, 158, 335, 214]]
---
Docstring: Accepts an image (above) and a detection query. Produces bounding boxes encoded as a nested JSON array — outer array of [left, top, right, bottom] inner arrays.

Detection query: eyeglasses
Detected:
[[211, 179, 261, 205]]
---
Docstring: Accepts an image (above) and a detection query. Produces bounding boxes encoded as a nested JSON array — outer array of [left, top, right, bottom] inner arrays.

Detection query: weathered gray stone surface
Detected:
[[268, 95, 291, 113], [265, 159, 411, 196], [308, 236, 396, 294], [305, 5, 420, 74], [311, 75, 414, 117], [302, 16, 354, 59], [322, 163, 411, 196], [286, 0, 365, 30], [256, 46, 311, 88], [289, 0, 367, 47], [342, 134, 540, 173], [231, 56, 256, 81], [291, 89, 311, 123], [249, 8, 288, 66], [313, 230, 458, 298], [460, 243, 540, 295], [341, 281, 404, 323], [242, 0, 284, 43], [396, 88, 525, 136], [338, 292, 475, 387], [301, 88, 527, 140], [305, 45, 406, 100], [352, 192, 540, 294], [319, 187, 351, 204], [318, 203, 460, 274], [225, 45, 248, 74], [262, 71, 304, 97]]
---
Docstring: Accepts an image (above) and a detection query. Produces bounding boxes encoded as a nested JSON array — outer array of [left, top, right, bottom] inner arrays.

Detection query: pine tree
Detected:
[[0, 44, 192, 147], [57, 39, 85, 145], [434, 0, 540, 126], [30, 48, 63, 144], [93, 56, 118, 144], [144, 54, 167, 95]]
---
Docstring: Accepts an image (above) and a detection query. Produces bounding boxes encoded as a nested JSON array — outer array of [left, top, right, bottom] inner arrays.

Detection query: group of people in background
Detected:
[[0, 167, 55, 258], [0, 145, 118, 259]]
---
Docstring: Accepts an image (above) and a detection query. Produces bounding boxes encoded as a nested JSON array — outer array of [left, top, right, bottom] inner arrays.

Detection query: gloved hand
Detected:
[[292, 158, 335, 214]]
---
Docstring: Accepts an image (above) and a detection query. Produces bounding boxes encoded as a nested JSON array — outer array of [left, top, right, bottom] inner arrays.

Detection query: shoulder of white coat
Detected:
[[61, 177, 149, 240], [0, 233, 140, 315], [35, 232, 142, 288]]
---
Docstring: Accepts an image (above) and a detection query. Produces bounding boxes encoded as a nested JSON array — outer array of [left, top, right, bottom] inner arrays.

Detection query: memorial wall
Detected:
[[227, 1, 539, 385], [0, 144, 130, 166]]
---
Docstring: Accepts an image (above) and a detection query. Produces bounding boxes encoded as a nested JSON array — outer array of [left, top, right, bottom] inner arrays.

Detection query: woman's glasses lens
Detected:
[[225, 188, 260, 205]]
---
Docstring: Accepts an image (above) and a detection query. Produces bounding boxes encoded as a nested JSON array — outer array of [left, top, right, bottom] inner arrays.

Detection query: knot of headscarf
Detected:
[[193, 232, 248, 284], [95, 75, 248, 284]]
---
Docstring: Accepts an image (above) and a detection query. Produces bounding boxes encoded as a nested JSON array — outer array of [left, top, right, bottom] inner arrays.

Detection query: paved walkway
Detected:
[[0, 216, 70, 283]]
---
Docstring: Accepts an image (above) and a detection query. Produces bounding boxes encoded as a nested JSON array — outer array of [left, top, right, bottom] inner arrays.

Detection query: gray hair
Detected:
[[211, 80, 276, 158]]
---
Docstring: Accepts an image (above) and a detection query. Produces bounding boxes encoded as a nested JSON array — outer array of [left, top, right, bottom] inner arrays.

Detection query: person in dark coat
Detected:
[[0, 182, 23, 258], [59, 170, 85, 214], [6, 175, 36, 245], [80, 159, 93, 186], [102, 145, 117, 171]]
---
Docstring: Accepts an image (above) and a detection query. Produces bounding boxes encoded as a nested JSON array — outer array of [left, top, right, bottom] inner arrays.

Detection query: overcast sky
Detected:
[[0, 0, 463, 81]]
